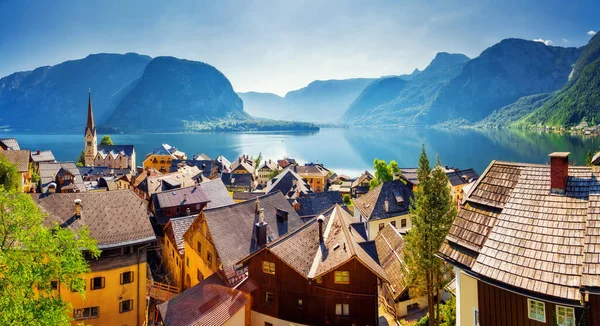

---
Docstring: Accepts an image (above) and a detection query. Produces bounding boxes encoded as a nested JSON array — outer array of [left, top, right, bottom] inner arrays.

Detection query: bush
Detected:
[[343, 194, 351, 204]]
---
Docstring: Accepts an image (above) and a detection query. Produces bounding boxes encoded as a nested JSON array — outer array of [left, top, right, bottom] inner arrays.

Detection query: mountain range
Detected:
[[0, 31, 598, 131]]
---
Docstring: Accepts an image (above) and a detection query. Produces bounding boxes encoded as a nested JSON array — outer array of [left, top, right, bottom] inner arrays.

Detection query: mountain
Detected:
[[477, 93, 553, 128], [0, 53, 151, 131], [105, 56, 247, 132], [342, 52, 469, 125], [237, 91, 286, 120], [517, 32, 600, 126], [427, 39, 581, 124]]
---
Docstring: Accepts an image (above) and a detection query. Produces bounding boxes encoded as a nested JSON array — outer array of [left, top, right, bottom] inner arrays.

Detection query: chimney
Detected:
[[292, 199, 300, 212], [36, 149, 40, 155], [255, 197, 261, 214], [317, 215, 325, 242], [549, 152, 570, 194], [74, 199, 82, 218], [183, 193, 188, 202], [385, 198, 389, 213], [255, 208, 267, 246], [186, 207, 191, 216], [48, 182, 57, 194]]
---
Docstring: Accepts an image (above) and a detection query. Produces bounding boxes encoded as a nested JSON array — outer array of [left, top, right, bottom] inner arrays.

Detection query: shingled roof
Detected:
[[0, 149, 30, 172], [157, 273, 248, 326], [38, 162, 86, 193], [0, 138, 20, 150], [33, 190, 155, 249], [399, 168, 419, 185], [375, 223, 407, 300], [354, 180, 413, 220], [264, 168, 313, 198], [445, 168, 479, 187], [31, 150, 56, 163], [439, 159, 600, 302], [288, 191, 343, 217]]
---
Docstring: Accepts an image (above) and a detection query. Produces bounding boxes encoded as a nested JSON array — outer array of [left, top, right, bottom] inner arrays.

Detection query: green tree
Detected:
[[267, 169, 281, 180], [76, 150, 85, 167], [0, 155, 20, 192], [586, 149, 593, 166], [252, 152, 262, 168], [370, 158, 401, 189], [0, 190, 100, 325], [343, 194, 351, 205], [99, 135, 113, 145], [403, 145, 456, 326], [440, 296, 456, 326]]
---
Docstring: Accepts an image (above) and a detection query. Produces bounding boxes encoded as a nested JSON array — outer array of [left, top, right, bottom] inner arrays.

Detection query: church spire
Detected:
[[85, 89, 95, 135]]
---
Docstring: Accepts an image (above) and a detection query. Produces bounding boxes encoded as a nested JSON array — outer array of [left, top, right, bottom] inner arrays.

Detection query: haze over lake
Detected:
[[4, 128, 598, 176]]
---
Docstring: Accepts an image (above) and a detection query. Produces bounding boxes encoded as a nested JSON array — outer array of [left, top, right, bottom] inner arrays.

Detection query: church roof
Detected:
[[85, 90, 95, 136], [97, 145, 135, 158]]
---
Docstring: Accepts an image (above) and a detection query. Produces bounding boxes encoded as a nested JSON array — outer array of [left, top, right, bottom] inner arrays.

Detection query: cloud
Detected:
[[561, 38, 569, 44], [588, 30, 597, 36], [533, 38, 553, 46]]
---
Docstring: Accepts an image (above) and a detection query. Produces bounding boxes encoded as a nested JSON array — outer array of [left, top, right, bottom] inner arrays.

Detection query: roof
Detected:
[[167, 215, 196, 254], [251, 205, 388, 282], [399, 168, 419, 185], [258, 159, 278, 172], [157, 273, 248, 326], [264, 168, 313, 198], [232, 192, 264, 202], [0, 138, 20, 150], [351, 171, 374, 188], [439, 160, 600, 302], [294, 164, 328, 178], [147, 143, 186, 159], [153, 185, 210, 209], [195, 153, 212, 160], [170, 159, 213, 179], [33, 190, 155, 249], [31, 150, 56, 163], [196, 191, 303, 279], [78, 166, 131, 178], [288, 191, 343, 217], [138, 166, 201, 196], [215, 156, 231, 171], [375, 223, 407, 300], [97, 145, 135, 159], [38, 162, 86, 193], [201, 179, 235, 209], [0, 150, 30, 172], [549, 152, 570, 158], [592, 152, 600, 165], [230, 156, 255, 174], [354, 180, 413, 220], [221, 172, 254, 189], [445, 168, 479, 186]]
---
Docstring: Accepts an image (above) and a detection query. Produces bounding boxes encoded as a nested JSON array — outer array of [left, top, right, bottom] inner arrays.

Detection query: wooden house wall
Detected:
[[588, 294, 600, 326], [248, 250, 379, 326]]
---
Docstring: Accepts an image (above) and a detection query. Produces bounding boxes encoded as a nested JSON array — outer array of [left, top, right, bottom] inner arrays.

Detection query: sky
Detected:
[[0, 0, 598, 96]]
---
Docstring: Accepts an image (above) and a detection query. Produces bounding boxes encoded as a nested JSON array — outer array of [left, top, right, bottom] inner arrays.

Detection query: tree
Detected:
[[0, 155, 20, 192], [267, 169, 281, 180], [252, 152, 262, 168], [76, 150, 85, 167], [370, 158, 401, 189], [403, 145, 456, 326], [440, 296, 456, 326], [586, 149, 593, 166], [0, 190, 100, 324], [100, 135, 113, 145], [343, 194, 351, 205]]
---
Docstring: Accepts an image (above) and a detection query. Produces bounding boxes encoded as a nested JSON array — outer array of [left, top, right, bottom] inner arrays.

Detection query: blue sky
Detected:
[[0, 0, 598, 95]]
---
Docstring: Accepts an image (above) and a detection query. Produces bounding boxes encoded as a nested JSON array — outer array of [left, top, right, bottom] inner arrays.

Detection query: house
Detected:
[[444, 167, 479, 207], [181, 192, 302, 290], [294, 163, 329, 192], [33, 190, 155, 326], [215, 155, 231, 173], [438, 152, 600, 326], [143, 143, 187, 173], [351, 170, 374, 197], [160, 179, 235, 289], [263, 168, 313, 199], [38, 162, 86, 194], [277, 156, 296, 169], [156, 273, 251, 326], [353, 180, 414, 240], [152, 185, 211, 224], [171, 154, 217, 179], [78, 166, 131, 181], [84, 91, 136, 173], [257, 159, 280, 186], [30, 149, 56, 165], [0, 138, 20, 150], [221, 172, 255, 192], [399, 168, 419, 187], [0, 149, 32, 192], [289, 191, 344, 218], [237, 204, 388, 326], [230, 155, 256, 175], [232, 192, 266, 203], [131, 169, 163, 198], [135, 165, 202, 200]]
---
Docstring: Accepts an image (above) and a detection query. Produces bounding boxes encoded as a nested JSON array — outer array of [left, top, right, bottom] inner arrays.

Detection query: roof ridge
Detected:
[[203, 191, 280, 213]]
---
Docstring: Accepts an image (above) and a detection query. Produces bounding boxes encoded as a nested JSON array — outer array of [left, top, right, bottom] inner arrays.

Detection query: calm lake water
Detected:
[[3, 128, 600, 176]]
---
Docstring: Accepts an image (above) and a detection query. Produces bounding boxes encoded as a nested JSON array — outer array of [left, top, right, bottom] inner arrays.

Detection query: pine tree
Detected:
[[403, 145, 456, 326], [586, 149, 593, 166]]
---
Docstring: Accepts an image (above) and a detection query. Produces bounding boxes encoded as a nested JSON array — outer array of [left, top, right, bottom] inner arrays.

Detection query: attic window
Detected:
[[275, 208, 288, 222]]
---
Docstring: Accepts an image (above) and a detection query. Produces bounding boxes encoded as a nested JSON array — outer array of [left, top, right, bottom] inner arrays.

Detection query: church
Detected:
[[84, 91, 136, 173]]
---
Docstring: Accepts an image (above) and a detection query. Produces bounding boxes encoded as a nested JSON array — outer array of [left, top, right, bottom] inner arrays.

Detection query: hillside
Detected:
[[106, 56, 247, 132], [237, 91, 286, 119], [477, 93, 553, 128], [0, 53, 151, 131], [518, 32, 600, 126], [342, 52, 469, 125], [427, 39, 581, 124]]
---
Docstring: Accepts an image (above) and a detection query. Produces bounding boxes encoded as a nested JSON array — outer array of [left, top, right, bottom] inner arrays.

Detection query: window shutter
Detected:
[[336, 304, 342, 315], [101, 277, 105, 289], [120, 273, 124, 285]]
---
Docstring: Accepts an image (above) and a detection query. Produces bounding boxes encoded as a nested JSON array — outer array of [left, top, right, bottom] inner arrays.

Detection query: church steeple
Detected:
[[84, 89, 97, 167], [85, 89, 96, 136]]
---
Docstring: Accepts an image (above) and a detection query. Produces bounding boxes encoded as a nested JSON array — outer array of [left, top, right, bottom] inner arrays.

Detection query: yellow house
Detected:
[[230, 155, 255, 175], [143, 144, 187, 173], [294, 164, 329, 192], [33, 190, 156, 326], [0, 149, 32, 192], [443, 168, 479, 208]]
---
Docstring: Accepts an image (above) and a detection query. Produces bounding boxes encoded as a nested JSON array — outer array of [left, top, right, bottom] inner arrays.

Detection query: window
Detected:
[[335, 303, 350, 316], [407, 303, 419, 311], [197, 269, 204, 281], [298, 299, 303, 306], [316, 276, 323, 284], [265, 323, 273, 326], [334, 271, 350, 284], [474, 309, 480, 326], [120, 271, 134, 285], [186, 257, 190, 267], [527, 298, 546, 322], [401, 218, 407, 228], [265, 291, 274, 304], [556, 306, 575, 326], [122, 246, 133, 255], [207, 252, 213, 267], [51, 281, 58, 291], [87, 141, 92, 146], [390, 221, 396, 227], [197, 241, 201, 253], [379, 223, 384, 231], [90, 277, 105, 290], [176, 257, 179, 266], [74, 306, 99, 320], [171, 250, 174, 258], [119, 299, 134, 313], [262, 261, 275, 275]]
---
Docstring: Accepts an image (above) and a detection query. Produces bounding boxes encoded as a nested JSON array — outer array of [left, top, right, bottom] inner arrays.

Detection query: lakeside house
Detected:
[[134, 165, 202, 200], [38, 161, 86, 194], [0, 149, 32, 192], [257, 159, 280, 187], [443, 166, 479, 207], [289, 190, 344, 218], [30, 149, 56, 165], [351, 170, 374, 198], [294, 163, 329, 192], [143, 144, 187, 173], [438, 152, 600, 326], [263, 167, 313, 199], [0, 138, 20, 150], [170, 153, 217, 180]]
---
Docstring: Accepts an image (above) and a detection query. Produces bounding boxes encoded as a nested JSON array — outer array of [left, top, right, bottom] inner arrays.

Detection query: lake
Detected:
[[3, 128, 600, 176]]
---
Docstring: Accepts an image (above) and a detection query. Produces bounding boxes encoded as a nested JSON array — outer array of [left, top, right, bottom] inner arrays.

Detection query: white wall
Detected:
[[251, 310, 309, 326]]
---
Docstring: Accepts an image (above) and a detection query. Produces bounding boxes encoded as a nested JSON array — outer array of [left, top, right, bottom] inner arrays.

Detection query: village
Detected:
[[1, 92, 599, 326]]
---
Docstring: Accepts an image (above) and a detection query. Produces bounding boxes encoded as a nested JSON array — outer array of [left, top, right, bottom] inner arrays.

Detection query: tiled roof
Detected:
[[168, 215, 196, 253], [33, 190, 155, 248], [440, 160, 600, 301], [195, 153, 212, 160], [38, 162, 86, 193], [258, 159, 278, 172], [157, 273, 248, 326], [288, 191, 343, 217], [351, 171, 374, 188], [215, 156, 231, 171], [354, 180, 413, 220], [78, 166, 130, 179], [153, 185, 210, 209], [97, 145, 135, 159], [139, 166, 201, 196], [230, 156, 255, 174], [294, 164, 328, 178], [133, 169, 163, 188], [170, 159, 213, 179], [445, 168, 479, 186], [264, 168, 313, 198], [232, 192, 264, 202], [375, 223, 407, 300], [198, 192, 302, 279], [30, 150, 56, 163], [0, 149, 30, 172], [399, 168, 419, 185], [221, 172, 254, 189], [201, 179, 235, 209], [0, 138, 20, 150]]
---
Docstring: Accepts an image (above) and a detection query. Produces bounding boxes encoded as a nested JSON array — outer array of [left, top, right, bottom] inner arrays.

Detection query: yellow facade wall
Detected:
[[61, 262, 147, 326], [305, 176, 326, 192], [143, 155, 173, 173], [367, 215, 412, 241], [456, 268, 479, 326], [162, 237, 184, 290], [184, 217, 219, 289]]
